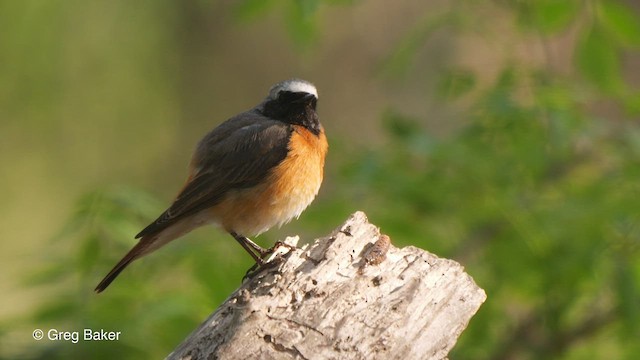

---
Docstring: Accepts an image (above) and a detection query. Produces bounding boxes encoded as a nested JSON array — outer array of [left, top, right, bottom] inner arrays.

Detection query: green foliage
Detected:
[[9, 0, 640, 359], [380, 10, 459, 79], [599, 0, 640, 46], [20, 187, 251, 359], [516, 0, 581, 33], [352, 1, 640, 358], [436, 67, 476, 100], [234, 0, 352, 47], [359, 69, 640, 358], [576, 24, 623, 93]]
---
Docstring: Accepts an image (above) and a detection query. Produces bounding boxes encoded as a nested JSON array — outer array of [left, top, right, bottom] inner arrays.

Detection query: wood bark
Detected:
[[167, 211, 486, 360]]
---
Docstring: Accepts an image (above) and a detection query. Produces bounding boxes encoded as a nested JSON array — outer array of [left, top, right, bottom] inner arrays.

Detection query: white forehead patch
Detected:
[[269, 79, 318, 100]]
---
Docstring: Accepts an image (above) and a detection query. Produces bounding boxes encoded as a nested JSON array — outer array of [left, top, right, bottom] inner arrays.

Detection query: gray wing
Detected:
[[136, 111, 291, 239]]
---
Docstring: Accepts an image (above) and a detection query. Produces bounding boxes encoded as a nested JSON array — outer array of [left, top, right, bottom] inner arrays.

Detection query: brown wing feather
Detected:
[[135, 111, 292, 239], [95, 112, 292, 293]]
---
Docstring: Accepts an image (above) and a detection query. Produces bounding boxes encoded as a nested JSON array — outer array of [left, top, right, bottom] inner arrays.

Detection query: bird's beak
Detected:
[[294, 93, 317, 104]]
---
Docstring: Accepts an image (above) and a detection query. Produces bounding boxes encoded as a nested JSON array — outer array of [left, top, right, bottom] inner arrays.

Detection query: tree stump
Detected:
[[167, 211, 486, 360]]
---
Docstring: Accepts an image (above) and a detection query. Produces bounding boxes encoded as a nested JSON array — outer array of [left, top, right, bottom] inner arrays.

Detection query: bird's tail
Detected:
[[94, 239, 150, 293], [95, 216, 194, 293]]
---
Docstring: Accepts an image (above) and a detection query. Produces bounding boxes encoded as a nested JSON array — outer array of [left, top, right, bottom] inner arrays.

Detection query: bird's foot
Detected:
[[242, 241, 299, 281]]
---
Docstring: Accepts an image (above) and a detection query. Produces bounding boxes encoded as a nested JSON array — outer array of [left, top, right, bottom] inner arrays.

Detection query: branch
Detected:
[[167, 211, 486, 360]]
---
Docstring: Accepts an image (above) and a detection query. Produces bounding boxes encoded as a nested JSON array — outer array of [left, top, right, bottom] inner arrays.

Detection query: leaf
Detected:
[[77, 234, 101, 274], [23, 262, 69, 286], [532, 0, 580, 34], [614, 257, 640, 337], [379, 11, 454, 78], [623, 90, 640, 115], [599, 0, 640, 46], [295, 0, 320, 17], [437, 68, 476, 99], [285, 0, 320, 46], [381, 109, 421, 140], [575, 25, 623, 92], [233, 0, 278, 21], [33, 300, 77, 323]]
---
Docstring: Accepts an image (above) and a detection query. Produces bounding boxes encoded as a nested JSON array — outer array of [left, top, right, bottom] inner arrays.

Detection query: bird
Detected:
[[95, 79, 328, 293]]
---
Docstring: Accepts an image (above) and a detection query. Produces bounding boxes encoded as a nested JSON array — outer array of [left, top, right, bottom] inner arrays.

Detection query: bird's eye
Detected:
[[275, 90, 310, 103], [277, 91, 294, 101]]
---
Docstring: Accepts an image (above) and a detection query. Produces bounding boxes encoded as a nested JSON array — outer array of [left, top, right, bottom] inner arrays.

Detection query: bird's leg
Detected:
[[230, 232, 269, 265]]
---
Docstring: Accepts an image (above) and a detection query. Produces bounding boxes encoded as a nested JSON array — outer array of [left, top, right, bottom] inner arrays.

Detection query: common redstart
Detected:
[[95, 79, 327, 293]]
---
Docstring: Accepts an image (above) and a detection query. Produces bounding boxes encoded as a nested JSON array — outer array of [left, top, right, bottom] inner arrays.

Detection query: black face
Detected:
[[262, 91, 321, 135]]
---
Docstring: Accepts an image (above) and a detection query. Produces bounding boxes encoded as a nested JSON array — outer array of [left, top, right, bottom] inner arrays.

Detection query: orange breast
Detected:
[[211, 125, 328, 236]]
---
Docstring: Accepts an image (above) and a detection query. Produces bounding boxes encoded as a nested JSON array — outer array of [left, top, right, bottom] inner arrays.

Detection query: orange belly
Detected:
[[210, 125, 328, 236]]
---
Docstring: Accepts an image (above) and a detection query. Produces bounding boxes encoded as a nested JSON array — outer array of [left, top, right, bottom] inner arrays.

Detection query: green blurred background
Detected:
[[2, 0, 640, 358]]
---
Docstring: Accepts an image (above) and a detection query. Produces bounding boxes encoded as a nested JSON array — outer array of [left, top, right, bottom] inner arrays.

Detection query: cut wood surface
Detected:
[[167, 211, 486, 360]]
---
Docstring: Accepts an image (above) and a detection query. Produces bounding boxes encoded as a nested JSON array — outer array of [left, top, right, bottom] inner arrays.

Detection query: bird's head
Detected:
[[262, 79, 320, 135]]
